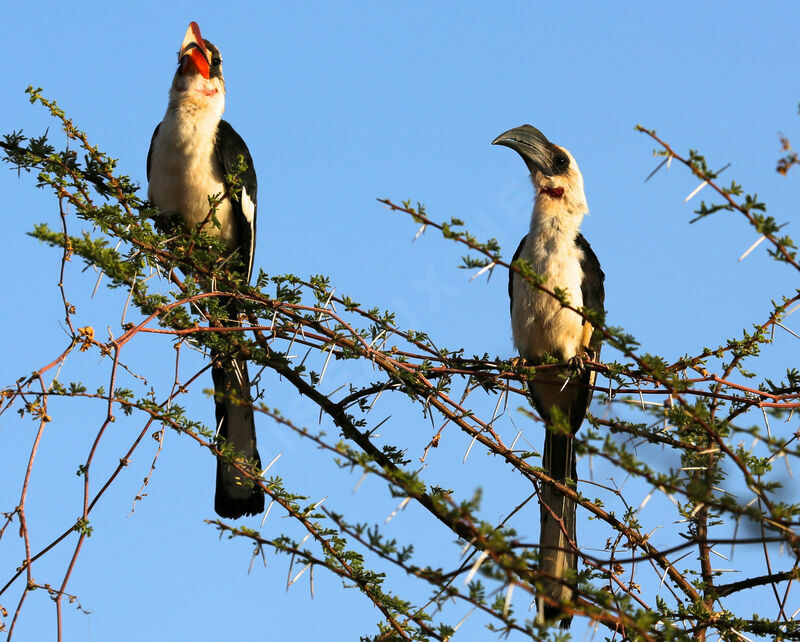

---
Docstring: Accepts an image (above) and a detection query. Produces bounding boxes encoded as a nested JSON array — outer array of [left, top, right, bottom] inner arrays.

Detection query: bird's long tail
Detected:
[[212, 354, 265, 518], [538, 424, 577, 628]]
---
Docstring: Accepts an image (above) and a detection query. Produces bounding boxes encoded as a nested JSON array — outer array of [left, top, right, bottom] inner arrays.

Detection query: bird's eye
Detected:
[[212, 57, 221, 66], [553, 153, 570, 173]]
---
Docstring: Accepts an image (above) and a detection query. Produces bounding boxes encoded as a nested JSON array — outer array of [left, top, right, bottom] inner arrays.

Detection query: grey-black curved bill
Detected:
[[492, 124, 556, 176]]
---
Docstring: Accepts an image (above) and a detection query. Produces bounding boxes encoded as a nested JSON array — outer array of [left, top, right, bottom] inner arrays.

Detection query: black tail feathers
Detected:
[[212, 356, 264, 518]]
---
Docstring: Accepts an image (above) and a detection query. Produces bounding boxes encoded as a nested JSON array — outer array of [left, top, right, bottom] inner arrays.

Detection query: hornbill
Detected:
[[492, 125, 604, 627], [147, 22, 264, 518]]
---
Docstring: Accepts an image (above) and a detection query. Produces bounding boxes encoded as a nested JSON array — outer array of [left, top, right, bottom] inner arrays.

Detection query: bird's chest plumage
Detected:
[[511, 225, 585, 362], [148, 107, 236, 249]]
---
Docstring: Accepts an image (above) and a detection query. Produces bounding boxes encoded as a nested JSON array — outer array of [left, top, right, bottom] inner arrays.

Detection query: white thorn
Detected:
[[368, 386, 387, 412], [367, 415, 391, 437], [503, 583, 515, 616], [260, 499, 275, 528], [644, 156, 669, 182], [659, 552, 691, 588], [697, 447, 719, 455], [297, 347, 313, 369], [412, 223, 427, 242], [660, 486, 679, 507], [488, 388, 507, 427], [731, 629, 754, 642], [121, 275, 137, 325], [262, 452, 283, 476], [738, 235, 767, 262], [328, 383, 347, 397], [91, 269, 105, 298], [683, 180, 708, 203], [470, 261, 496, 282], [464, 550, 489, 585], [316, 288, 336, 322], [459, 538, 476, 558], [289, 562, 312, 586], [463, 433, 479, 463], [286, 324, 301, 355], [308, 496, 327, 513], [620, 398, 664, 408], [775, 321, 800, 341], [353, 472, 368, 494], [366, 329, 386, 349], [318, 343, 335, 384], [384, 497, 410, 524], [452, 608, 476, 632]]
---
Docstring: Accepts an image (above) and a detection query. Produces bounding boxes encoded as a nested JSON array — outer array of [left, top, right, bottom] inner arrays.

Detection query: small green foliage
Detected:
[[2, 90, 799, 642], [74, 517, 93, 537]]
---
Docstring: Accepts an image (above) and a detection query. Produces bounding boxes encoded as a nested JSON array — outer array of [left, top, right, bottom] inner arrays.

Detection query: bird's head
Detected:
[[170, 22, 225, 109], [492, 125, 588, 216]]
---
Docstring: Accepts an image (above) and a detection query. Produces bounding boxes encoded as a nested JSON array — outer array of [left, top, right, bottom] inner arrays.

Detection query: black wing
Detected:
[[146, 123, 160, 181], [214, 119, 258, 281], [575, 233, 605, 323], [508, 234, 526, 316], [576, 232, 605, 364]]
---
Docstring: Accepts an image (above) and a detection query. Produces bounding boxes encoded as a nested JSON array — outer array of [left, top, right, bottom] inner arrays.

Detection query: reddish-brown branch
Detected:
[[637, 128, 800, 271]]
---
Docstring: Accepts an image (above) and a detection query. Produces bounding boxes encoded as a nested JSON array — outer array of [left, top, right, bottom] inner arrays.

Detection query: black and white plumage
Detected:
[[147, 22, 263, 518], [493, 125, 605, 628]]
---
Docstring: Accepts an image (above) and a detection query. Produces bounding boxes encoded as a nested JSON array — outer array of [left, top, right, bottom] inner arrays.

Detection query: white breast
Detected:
[[148, 104, 237, 251], [511, 217, 585, 361]]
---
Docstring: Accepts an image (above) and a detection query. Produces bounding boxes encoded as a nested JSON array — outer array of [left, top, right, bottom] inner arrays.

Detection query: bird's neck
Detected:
[[529, 197, 585, 249], [164, 88, 224, 145]]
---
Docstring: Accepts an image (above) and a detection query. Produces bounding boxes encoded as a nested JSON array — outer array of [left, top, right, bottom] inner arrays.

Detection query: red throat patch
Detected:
[[539, 186, 565, 198]]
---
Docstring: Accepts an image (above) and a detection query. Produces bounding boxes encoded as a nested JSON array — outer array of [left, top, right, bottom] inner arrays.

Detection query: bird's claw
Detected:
[[567, 355, 586, 375]]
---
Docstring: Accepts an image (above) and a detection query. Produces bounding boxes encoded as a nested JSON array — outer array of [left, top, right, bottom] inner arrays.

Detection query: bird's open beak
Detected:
[[492, 125, 556, 176], [178, 21, 210, 79]]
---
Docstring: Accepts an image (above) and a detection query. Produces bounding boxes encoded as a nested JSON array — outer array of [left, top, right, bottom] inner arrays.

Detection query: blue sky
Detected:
[[2, 2, 799, 640]]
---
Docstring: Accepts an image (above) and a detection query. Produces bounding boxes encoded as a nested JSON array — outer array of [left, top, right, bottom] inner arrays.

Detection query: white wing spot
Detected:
[[241, 189, 256, 224]]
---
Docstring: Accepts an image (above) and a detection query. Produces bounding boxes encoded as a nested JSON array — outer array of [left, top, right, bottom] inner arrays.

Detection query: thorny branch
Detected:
[[2, 90, 800, 640]]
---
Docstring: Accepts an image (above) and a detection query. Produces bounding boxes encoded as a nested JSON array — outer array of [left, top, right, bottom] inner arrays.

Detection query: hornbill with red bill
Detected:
[[493, 125, 605, 628], [147, 22, 264, 518]]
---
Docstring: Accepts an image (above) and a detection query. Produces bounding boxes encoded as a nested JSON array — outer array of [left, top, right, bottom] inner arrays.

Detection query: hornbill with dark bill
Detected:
[[147, 22, 264, 518], [492, 125, 605, 628]]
